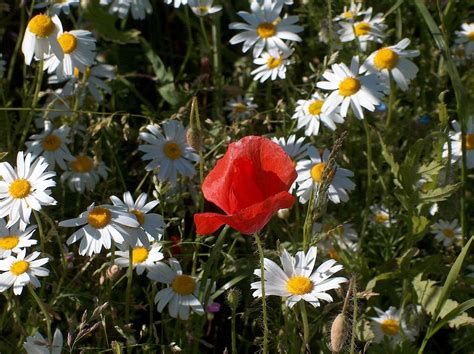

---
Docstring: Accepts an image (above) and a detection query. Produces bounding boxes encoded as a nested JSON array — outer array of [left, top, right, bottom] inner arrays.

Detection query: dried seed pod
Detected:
[[186, 127, 203, 151], [330, 313, 347, 353]]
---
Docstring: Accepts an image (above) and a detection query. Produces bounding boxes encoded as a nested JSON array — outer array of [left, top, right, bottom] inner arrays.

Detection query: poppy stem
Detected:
[[254, 232, 269, 353]]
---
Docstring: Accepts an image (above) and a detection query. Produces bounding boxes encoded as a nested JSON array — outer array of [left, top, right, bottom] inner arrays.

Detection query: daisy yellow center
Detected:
[[339, 77, 361, 97], [0, 235, 20, 250], [267, 56, 282, 69], [257, 22, 276, 38], [172, 275, 196, 295], [286, 276, 313, 295], [233, 102, 247, 113], [468, 32, 474, 41], [380, 319, 400, 336], [58, 33, 78, 54], [132, 247, 149, 264], [465, 134, 474, 150], [130, 209, 145, 225], [28, 14, 55, 38], [163, 141, 182, 160], [9, 179, 31, 199], [442, 228, 455, 238], [374, 48, 399, 70], [343, 11, 354, 19], [42, 134, 61, 151], [354, 22, 371, 36], [87, 207, 111, 229], [10, 260, 29, 276], [308, 100, 324, 116], [310, 162, 329, 183], [375, 213, 389, 224], [71, 156, 93, 173], [196, 6, 209, 12]]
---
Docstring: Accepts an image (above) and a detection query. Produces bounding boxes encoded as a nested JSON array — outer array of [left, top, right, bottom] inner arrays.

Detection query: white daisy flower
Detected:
[[455, 23, 474, 56], [292, 92, 344, 136], [451, 43, 474, 66], [256, 0, 294, 6], [0, 219, 37, 259], [164, 0, 188, 8], [21, 14, 63, 65], [23, 328, 63, 354], [371, 306, 416, 344], [271, 135, 311, 163], [110, 191, 165, 246], [189, 0, 222, 16], [313, 221, 358, 260], [0, 249, 49, 295], [251, 246, 347, 308], [361, 38, 420, 91], [370, 204, 396, 227], [26, 121, 74, 170], [251, 48, 292, 82], [316, 56, 386, 120], [296, 148, 355, 204], [103, 0, 153, 20], [114, 242, 165, 275], [0, 53, 6, 77], [0, 152, 56, 231], [337, 8, 386, 52], [333, 1, 368, 22], [431, 219, 462, 247], [59, 203, 140, 256], [229, 0, 303, 58], [60, 155, 109, 193], [44, 30, 96, 79], [442, 118, 474, 169], [224, 96, 258, 121], [35, 0, 80, 15], [148, 258, 209, 320], [139, 120, 200, 186]]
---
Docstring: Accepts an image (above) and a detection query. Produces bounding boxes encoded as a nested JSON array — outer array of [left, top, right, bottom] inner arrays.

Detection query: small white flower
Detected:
[[370, 204, 396, 227], [24, 328, 63, 354], [224, 96, 258, 121], [431, 219, 462, 247], [251, 246, 347, 308], [21, 14, 63, 65], [60, 155, 109, 193], [361, 38, 420, 91], [0, 219, 37, 259], [188, 0, 222, 16], [229, 0, 303, 58], [292, 92, 344, 136], [371, 307, 417, 344], [0, 249, 49, 295], [35, 0, 80, 15], [110, 191, 165, 246], [317, 56, 386, 120], [59, 203, 140, 256], [114, 242, 165, 275], [148, 258, 210, 320], [455, 23, 474, 56], [271, 135, 311, 163], [164, 0, 188, 8], [0, 152, 56, 231], [442, 118, 474, 169], [139, 120, 200, 186], [251, 49, 292, 82], [333, 1, 368, 22], [26, 121, 74, 170], [296, 148, 355, 204], [103, 0, 153, 19]]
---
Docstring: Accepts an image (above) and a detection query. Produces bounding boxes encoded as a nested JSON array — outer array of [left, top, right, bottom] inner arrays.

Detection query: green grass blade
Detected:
[[429, 299, 474, 338]]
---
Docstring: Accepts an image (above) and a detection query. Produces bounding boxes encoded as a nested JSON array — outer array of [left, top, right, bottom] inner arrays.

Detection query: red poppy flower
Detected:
[[194, 136, 297, 235]]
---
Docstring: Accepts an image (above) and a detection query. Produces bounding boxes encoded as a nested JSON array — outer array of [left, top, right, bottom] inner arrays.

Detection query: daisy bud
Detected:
[[330, 313, 347, 353], [106, 264, 121, 281]]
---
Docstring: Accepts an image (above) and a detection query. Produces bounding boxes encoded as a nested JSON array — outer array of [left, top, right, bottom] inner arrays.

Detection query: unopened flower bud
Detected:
[[330, 313, 347, 353], [277, 208, 290, 220], [186, 127, 203, 151]]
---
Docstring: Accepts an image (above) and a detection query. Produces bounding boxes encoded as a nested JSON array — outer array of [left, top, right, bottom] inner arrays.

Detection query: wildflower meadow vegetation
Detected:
[[1, 0, 474, 353]]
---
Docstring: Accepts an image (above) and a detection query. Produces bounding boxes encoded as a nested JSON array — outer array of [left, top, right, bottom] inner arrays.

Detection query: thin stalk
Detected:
[[300, 302, 309, 353], [385, 75, 396, 128], [231, 300, 237, 354], [326, 0, 333, 55], [302, 189, 315, 253], [33, 210, 46, 254], [254, 232, 269, 354], [125, 247, 133, 324], [360, 118, 373, 243], [349, 281, 358, 354], [199, 18, 212, 54], [29, 285, 52, 342], [211, 15, 223, 120]]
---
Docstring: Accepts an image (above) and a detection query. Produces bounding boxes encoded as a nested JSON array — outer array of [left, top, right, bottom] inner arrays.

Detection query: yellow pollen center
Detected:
[[87, 207, 111, 229], [381, 319, 400, 336], [375, 213, 389, 224], [442, 228, 455, 238], [172, 275, 196, 295], [286, 276, 313, 295], [58, 33, 78, 54], [468, 32, 474, 41], [28, 14, 55, 38], [233, 102, 247, 113], [257, 22, 276, 38], [196, 6, 209, 13], [267, 56, 282, 69], [132, 247, 149, 264], [42, 134, 61, 151], [343, 11, 354, 19], [71, 156, 93, 173], [10, 260, 30, 276], [354, 22, 371, 36], [465, 134, 474, 150], [0, 235, 20, 250], [311, 162, 329, 183], [130, 209, 145, 225], [374, 48, 399, 70], [9, 179, 31, 199], [308, 100, 324, 116], [163, 141, 182, 160], [339, 77, 361, 97]]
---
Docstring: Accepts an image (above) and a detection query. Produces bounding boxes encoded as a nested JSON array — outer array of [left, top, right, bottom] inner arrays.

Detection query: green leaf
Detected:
[[430, 299, 474, 336], [417, 161, 444, 178], [379, 137, 400, 178], [419, 183, 461, 203], [365, 272, 396, 292], [411, 216, 430, 238]]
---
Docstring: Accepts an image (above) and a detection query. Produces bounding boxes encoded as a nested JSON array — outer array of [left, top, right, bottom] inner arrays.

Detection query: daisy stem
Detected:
[[302, 189, 315, 253], [326, 0, 333, 55], [349, 280, 358, 354], [125, 247, 133, 324], [361, 117, 373, 240], [33, 210, 46, 255], [199, 18, 212, 54], [299, 302, 310, 353], [385, 75, 396, 128], [254, 232, 269, 354], [28, 284, 52, 343], [211, 15, 223, 120]]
